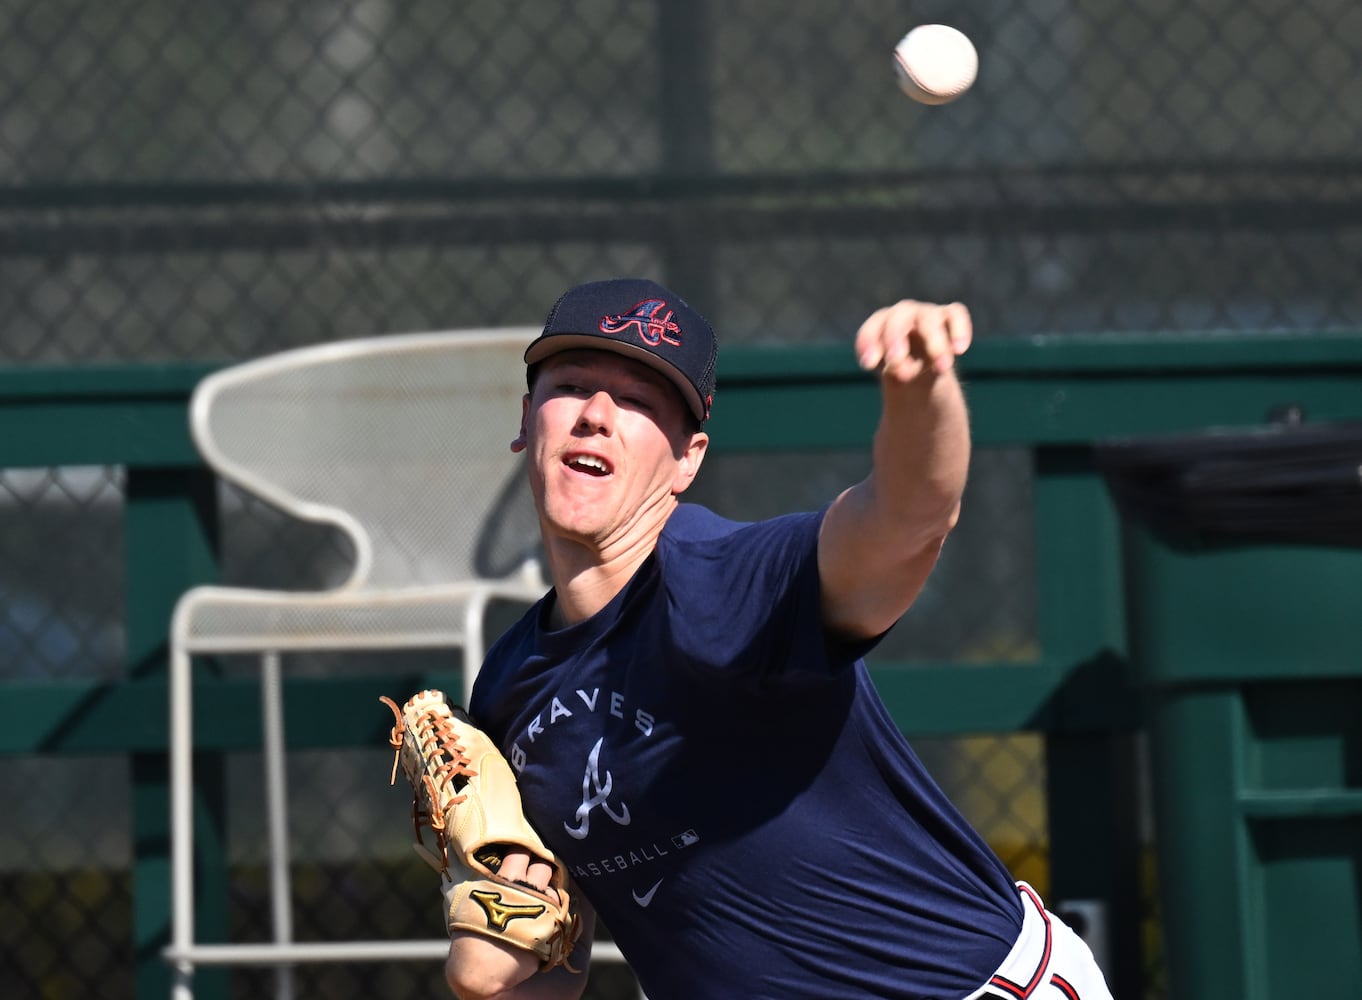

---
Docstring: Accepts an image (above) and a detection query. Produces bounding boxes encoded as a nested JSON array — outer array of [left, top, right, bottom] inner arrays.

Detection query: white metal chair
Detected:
[[164, 327, 560, 998]]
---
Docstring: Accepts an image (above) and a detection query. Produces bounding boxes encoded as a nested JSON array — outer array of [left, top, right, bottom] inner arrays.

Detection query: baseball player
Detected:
[[396, 278, 1114, 999]]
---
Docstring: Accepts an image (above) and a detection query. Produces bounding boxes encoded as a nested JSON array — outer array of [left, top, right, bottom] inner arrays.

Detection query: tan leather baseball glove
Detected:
[[380, 688, 580, 971]]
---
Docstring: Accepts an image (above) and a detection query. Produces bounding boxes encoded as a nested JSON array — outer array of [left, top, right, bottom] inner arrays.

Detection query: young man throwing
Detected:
[[434, 277, 1113, 1000]]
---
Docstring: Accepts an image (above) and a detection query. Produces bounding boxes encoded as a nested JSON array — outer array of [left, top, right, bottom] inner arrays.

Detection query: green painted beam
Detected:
[[689, 333, 1362, 448], [0, 363, 214, 467], [868, 662, 1064, 734], [1238, 790, 1362, 819], [718, 329, 1362, 380], [0, 674, 461, 754], [5, 330, 1362, 466], [707, 368, 1362, 449], [0, 656, 1132, 755]]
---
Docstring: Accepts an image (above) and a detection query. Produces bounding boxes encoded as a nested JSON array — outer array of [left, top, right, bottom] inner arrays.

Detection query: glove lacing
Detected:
[[380, 692, 478, 875]]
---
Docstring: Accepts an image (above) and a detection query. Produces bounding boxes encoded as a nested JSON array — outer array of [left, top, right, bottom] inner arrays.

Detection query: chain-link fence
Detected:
[[5, 0, 1360, 996]]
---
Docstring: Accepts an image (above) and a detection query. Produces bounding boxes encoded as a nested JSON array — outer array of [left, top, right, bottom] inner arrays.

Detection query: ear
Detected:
[[510, 393, 530, 454], [671, 430, 709, 494]]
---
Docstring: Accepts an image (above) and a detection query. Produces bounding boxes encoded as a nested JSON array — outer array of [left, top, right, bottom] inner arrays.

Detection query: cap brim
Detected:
[[524, 333, 706, 422]]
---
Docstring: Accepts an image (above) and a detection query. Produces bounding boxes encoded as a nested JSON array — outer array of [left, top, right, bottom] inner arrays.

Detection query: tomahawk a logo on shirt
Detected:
[[563, 736, 632, 840]]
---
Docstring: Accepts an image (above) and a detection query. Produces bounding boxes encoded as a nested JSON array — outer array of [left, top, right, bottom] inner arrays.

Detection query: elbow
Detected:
[[934, 498, 962, 535], [883, 466, 966, 550], [902, 497, 961, 555]]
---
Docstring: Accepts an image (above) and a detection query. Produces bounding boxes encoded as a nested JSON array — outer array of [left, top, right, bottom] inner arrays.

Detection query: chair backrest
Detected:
[[191, 327, 542, 592]]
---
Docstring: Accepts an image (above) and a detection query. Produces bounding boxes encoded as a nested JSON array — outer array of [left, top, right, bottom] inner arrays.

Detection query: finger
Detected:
[[525, 859, 555, 892], [944, 301, 973, 358], [496, 850, 531, 883], [494, 850, 557, 898], [912, 307, 955, 373], [855, 306, 894, 370], [882, 300, 920, 369]]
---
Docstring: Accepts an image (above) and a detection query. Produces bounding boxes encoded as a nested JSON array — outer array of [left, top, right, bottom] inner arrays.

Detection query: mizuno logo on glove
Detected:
[[471, 889, 548, 931]]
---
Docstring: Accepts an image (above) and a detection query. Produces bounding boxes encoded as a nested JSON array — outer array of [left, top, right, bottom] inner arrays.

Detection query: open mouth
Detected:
[[567, 453, 611, 477]]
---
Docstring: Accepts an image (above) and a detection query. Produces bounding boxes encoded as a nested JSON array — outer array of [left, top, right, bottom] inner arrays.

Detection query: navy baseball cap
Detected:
[[524, 278, 718, 423]]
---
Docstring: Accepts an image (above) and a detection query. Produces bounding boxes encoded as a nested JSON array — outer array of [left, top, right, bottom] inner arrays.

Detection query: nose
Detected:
[[576, 389, 616, 434]]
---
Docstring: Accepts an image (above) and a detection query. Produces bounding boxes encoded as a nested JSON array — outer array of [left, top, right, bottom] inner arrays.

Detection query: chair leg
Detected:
[[261, 651, 296, 1000], [169, 646, 196, 998], [463, 596, 488, 709], [171, 963, 196, 1000]]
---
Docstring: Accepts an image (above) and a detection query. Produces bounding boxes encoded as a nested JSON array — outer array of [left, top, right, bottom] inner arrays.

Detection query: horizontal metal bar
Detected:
[[165, 940, 449, 965], [163, 939, 627, 966]]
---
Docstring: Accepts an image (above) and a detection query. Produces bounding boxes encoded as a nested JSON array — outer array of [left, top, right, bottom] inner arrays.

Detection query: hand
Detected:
[[855, 300, 973, 383], [496, 849, 560, 901]]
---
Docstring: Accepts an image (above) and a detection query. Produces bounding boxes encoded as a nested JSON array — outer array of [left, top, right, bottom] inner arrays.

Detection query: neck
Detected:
[[542, 499, 677, 626]]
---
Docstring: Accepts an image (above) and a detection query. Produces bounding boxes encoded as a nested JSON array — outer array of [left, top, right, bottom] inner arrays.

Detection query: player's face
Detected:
[[519, 350, 707, 551]]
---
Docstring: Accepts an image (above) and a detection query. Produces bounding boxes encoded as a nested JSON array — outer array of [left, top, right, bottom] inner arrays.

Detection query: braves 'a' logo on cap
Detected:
[[600, 299, 683, 348]]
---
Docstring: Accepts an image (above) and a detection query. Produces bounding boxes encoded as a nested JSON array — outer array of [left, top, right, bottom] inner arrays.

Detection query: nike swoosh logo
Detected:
[[632, 879, 663, 907]]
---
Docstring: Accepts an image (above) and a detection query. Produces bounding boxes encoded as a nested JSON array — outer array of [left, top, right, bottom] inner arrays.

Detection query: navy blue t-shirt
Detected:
[[471, 503, 1021, 999]]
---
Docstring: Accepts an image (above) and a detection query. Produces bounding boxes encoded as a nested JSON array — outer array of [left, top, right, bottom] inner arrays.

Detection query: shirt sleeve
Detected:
[[661, 506, 886, 684]]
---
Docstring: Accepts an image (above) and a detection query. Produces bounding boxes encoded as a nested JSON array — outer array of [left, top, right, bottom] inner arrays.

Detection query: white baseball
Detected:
[[893, 24, 978, 106]]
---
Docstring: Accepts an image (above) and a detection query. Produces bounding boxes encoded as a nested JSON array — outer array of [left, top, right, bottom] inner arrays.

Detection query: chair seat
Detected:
[[175, 577, 547, 653]]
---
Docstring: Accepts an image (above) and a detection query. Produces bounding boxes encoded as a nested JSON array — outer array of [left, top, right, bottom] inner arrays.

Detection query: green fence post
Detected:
[[126, 466, 227, 1000], [1034, 446, 1144, 995]]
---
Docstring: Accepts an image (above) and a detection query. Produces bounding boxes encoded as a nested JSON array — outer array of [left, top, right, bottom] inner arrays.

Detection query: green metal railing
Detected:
[[4, 330, 1362, 998]]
